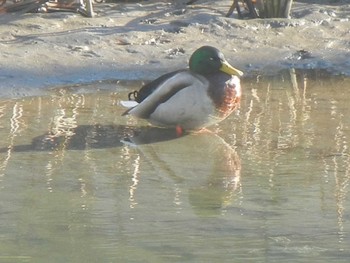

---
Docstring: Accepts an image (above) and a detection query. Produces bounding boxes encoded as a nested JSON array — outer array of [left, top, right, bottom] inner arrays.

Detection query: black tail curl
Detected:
[[128, 90, 139, 101]]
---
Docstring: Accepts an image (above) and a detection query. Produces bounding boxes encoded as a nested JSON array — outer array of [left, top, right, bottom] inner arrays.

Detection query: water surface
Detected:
[[0, 70, 349, 262]]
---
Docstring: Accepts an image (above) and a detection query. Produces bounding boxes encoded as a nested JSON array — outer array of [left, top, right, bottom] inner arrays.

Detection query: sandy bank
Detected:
[[0, 0, 349, 97]]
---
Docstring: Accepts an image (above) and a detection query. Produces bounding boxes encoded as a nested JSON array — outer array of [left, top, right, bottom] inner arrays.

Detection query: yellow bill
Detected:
[[220, 60, 244, 77]]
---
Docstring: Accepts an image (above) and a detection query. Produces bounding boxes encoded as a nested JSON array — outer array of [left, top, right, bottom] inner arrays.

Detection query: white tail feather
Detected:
[[120, 100, 139, 108]]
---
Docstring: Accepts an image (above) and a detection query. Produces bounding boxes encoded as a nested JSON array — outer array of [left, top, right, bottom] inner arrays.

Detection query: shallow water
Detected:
[[0, 69, 349, 262]]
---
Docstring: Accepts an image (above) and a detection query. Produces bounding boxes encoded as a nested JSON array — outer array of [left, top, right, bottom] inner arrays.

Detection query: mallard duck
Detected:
[[121, 46, 243, 131]]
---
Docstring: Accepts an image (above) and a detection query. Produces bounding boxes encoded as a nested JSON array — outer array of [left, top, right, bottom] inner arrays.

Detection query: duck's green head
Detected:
[[189, 46, 243, 77]]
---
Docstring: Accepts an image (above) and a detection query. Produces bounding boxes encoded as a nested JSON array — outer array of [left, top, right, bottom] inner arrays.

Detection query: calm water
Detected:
[[0, 70, 349, 262]]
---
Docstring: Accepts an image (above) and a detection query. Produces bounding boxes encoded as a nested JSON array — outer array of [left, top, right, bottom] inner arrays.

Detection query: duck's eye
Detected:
[[209, 57, 220, 62]]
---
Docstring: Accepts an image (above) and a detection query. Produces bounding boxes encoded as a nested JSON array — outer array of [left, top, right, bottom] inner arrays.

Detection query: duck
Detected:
[[121, 46, 243, 132]]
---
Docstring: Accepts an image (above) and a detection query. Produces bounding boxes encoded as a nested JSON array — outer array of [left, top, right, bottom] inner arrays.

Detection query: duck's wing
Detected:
[[135, 70, 184, 103], [122, 71, 207, 119], [121, 70, 183, 113]]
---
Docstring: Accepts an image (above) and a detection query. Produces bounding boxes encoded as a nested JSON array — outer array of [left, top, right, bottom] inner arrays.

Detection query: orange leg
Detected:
[[176, 125, 184, 137]]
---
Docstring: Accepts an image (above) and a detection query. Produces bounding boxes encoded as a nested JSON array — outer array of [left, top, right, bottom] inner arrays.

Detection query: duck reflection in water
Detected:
[[133, 132, 242, 215], [1, 124, 241, 214]]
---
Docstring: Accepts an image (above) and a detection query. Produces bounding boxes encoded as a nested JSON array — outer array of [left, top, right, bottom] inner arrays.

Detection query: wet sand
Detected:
[[0, 0, 349, 97]]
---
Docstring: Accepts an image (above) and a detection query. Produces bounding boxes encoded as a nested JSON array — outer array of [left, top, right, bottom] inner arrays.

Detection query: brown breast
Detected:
[[215, 79, 241, 118]]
